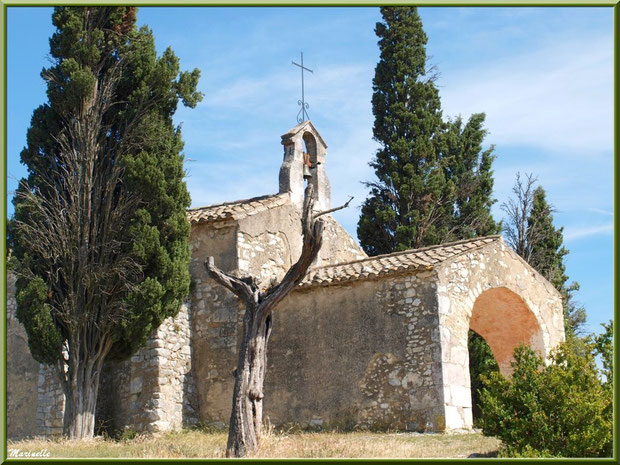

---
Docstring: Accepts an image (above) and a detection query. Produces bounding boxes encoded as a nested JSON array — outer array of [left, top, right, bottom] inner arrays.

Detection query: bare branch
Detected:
[[313, 195, 354, 219], [205, 257, 256, 306], [258, 184, 324, 322]]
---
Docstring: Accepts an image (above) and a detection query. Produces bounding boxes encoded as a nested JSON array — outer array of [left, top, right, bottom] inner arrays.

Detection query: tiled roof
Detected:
[[187, 193, 289, 225], [301, 235, 501, 287]]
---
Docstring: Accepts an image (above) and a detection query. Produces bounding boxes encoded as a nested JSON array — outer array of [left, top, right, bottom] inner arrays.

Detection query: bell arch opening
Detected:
[[469, 287, 545, 376], [302, 132, 318, 187]]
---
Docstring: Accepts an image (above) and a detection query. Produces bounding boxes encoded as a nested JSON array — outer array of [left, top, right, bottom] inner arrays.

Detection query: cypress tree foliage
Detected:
[[357, 6, 449, 255], [527, 187, 569, 289], [439, 114, 501, 240], [502, 176, 586, 336], [358, 7, 500, 256], [527, 187, 586, 335], [8, 6, 202, 438], [468, 330, 499, 425]]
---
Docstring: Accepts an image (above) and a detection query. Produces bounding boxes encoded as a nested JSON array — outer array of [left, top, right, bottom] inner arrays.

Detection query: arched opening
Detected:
[[302, 132, 318, 187], [469, 287, 545, 376]]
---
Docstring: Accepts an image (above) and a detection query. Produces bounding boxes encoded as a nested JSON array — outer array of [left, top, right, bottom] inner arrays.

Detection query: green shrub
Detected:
[[479, 325, 613, 458]]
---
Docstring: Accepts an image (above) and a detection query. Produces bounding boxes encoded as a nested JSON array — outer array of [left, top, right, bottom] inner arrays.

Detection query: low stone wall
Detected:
[[265, 273, 445, 432]]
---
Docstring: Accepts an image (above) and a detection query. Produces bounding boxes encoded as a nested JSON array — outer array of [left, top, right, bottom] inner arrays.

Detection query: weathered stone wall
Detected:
[[189, 221, 240, 425], [196, 270, 446, 432], [190, 204, 367, 427], [36, 366, 64, 436], [266, 272, 445, 431], [236, 203, 366, 284], [6, 273, 41, 439], [435, 238, 565, 430], [96, 302, 196, 434]]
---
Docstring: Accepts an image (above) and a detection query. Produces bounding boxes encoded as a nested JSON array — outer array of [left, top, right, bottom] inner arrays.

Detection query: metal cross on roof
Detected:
[[292, 52, 313, 123]]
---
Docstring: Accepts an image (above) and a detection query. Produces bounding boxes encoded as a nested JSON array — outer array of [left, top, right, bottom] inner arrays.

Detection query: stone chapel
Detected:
[[7, 120, 565, 438]]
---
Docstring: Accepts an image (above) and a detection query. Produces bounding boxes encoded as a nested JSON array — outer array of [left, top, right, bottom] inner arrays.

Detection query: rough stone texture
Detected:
[[96, 301, 197, 434], [7, 121, 565, 436], [36, 365, 64, 436], [6, 273, 41, 439], [266, 273, 445, 432], [189, 199, 367, 427]]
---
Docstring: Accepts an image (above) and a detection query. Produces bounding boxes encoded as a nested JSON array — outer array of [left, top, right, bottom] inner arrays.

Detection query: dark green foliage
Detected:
[[527, 186, 585, 335], [10, 6, 202, 366], [479, 331, 612, 458], [527, 187, 569, 289], [439, 114, 501, 240], [467, 331, 498, 425], [502, 177, 586, 336], [358, 7, 499, 256], [358, 7, 447, 255], [527, 187, 586, 335]]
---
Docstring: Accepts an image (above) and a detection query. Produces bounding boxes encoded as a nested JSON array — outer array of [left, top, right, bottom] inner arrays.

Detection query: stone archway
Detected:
[[469, 287, 545, 376], [435, 237, 564, 431]]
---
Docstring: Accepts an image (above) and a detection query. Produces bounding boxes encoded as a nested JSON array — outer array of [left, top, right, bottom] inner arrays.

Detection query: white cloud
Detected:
[[588, 208, 614, 217], [564, 223, 614, 241], [438, 34, 613, 155]]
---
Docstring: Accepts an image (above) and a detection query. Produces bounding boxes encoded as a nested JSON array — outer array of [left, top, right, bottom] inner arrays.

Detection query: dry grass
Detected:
[[7, 429, 501, 459]]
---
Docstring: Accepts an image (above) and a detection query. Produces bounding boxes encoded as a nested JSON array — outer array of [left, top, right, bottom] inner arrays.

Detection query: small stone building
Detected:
[[6, 121, 565, 437]]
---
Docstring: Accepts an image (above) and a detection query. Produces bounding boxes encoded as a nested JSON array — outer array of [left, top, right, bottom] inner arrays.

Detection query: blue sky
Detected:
[[6, 6, 614, 334]]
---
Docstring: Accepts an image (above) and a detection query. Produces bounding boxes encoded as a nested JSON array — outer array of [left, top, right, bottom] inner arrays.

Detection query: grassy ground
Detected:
[[8, 429, 501, 459]]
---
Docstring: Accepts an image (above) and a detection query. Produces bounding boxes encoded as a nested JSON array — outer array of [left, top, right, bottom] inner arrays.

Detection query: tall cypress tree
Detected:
[[358, 7, 499, 256], [502, 179, 586, 336], [440, 114, 501, 240], [358, 6, 450, 255], [8, 7, 202, 438], [527, 187, 585, 335]]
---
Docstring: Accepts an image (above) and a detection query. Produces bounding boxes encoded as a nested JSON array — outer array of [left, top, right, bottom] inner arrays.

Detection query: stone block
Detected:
[[444, 405, 465, 430], [130, 377, 142, 394], [450, 386, 472, 408]]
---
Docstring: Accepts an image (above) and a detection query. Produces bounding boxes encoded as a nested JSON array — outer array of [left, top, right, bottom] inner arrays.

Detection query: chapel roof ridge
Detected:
[[301, 235, 503, 287], [187, 192, 289, 224], [324, 235, 502, 268]]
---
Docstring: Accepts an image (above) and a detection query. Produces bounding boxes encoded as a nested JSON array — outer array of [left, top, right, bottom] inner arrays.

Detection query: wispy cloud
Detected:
[[564, 223, 614, 241], [588, 208, 614, 217], [438, 34, 613, 155]]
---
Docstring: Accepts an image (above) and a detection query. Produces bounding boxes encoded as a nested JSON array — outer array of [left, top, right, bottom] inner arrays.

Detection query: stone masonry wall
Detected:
[[264, 272, 446, 432], [97, 302, 196, 434], [6, 273, 41, 439], [195, 268, 447, 432], [36, 366, 65, 436], [435, 238, 565, 430], [190, 204, 367, 427], [188, 221, 240, 425]]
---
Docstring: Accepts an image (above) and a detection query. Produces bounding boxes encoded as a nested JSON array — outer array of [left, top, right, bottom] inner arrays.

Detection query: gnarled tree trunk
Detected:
[[206, 184, 327, 457], [59, 338, 112, 439]]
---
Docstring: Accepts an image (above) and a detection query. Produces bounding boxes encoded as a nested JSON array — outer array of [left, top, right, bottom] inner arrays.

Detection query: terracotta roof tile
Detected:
[[187, 193, 289, 224], [301, 235, 501, 287]]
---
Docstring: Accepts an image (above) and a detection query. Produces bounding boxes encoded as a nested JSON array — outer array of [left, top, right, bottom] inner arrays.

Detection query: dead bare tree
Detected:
[[501, 172, 538, 262], [205, 185, 349, 457]]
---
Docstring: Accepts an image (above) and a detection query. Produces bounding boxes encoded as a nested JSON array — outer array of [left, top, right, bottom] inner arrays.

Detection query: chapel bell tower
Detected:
[[279, 120, 331, 212]]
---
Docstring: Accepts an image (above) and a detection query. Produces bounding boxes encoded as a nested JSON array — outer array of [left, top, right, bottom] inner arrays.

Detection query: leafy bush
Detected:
[[468, 330, 499, 426], [479, 324, 613, 458]]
